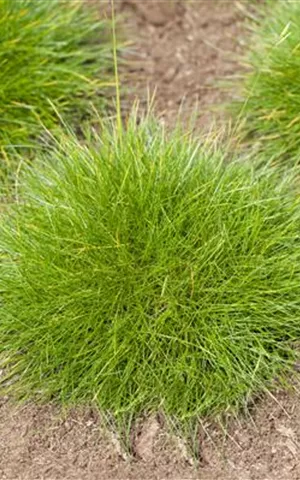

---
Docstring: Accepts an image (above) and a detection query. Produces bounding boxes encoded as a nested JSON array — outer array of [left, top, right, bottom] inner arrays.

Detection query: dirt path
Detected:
[[2, 2, 300, 479]]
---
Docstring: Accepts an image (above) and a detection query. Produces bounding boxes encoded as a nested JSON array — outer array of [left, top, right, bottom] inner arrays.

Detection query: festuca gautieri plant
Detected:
[[1, 115, 300, 422]]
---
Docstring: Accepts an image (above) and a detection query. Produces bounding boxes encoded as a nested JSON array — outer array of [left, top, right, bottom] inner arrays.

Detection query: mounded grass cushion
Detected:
[[232, 1, 300, 162], [1, 118, 300, 420], [0, 0, 113, 177]]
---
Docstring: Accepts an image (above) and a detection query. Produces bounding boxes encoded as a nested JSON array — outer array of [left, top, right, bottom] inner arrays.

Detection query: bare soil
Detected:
[[2, 2, 300, 479], [1, 389, 300, 480], [119, 0, 245, 128]]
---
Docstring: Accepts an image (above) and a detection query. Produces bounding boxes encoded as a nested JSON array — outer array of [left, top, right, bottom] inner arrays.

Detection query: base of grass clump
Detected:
[[1, 115, 300, 421]]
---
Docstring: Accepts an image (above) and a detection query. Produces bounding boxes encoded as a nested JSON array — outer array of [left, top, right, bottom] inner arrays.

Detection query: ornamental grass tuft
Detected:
[[1, 116, 300, 421]]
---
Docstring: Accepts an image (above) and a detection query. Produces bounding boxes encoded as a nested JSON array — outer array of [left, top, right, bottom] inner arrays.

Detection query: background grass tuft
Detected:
[[231, 0, 300, 163], [0, 0, 114, 180]]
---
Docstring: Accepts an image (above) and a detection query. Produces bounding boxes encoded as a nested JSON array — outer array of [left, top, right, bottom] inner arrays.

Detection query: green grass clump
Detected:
[[232, 1, 300, 162], [1, 117, 300, 421], [0, 0, 114, 178]]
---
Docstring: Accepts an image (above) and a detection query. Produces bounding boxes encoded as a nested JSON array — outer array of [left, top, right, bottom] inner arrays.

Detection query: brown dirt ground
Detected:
[[119, 0, 246, 128], [2, 1, 300, 479], [2, 389, 300, 480]]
